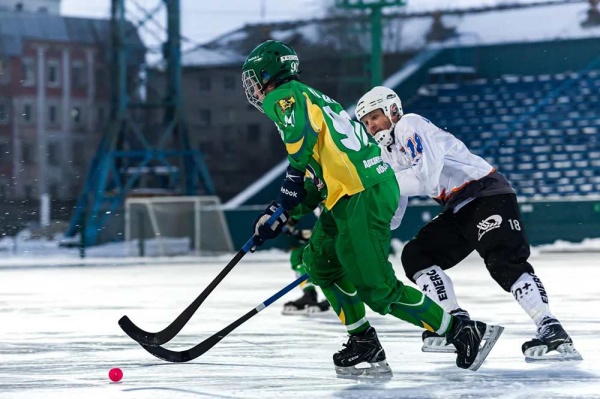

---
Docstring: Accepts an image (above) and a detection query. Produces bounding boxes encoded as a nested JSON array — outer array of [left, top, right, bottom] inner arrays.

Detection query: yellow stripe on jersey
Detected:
[[285, 137, 304, 155], [302, 93, 365, 209], [338, 309, 346, 325]]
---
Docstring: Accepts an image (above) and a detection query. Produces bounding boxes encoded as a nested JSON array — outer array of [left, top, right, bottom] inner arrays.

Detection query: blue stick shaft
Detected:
[[258, 273, 309, 310]]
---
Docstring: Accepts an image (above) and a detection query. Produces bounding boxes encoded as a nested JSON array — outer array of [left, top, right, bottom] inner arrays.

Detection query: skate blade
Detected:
[[525, 343, 583, 363], [335, 360, 392, 378], [281, 305, 326, 316], [422, 328, 497, 354], [422, 337, 455, 353], [468, 324, 504, 372]]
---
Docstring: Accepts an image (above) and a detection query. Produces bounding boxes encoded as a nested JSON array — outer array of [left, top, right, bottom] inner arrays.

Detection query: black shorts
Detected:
[[401, 193, 534, 291]]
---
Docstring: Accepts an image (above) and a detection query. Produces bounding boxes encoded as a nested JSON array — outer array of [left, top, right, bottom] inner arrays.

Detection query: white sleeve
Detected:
[[395, 168, 429, 196], [396, 116, 446, 194], [390, 195, 408, 230]]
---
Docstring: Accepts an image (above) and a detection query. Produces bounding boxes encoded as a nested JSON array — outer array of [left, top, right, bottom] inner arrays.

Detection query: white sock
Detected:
[[414, 266, 461, 313], [511, 272, 554, 327]]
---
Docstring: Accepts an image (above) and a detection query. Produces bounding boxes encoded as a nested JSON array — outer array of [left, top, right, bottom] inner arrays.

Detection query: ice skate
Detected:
[[523, 317, 583, 362], [446, 317, 504, 371], [422, 308, 470, 353], [282, 289, 329, 315], [333, 327, 392, 377]]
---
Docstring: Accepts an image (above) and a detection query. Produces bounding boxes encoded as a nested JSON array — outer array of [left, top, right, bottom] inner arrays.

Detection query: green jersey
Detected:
[[263, 80, 394, 210]]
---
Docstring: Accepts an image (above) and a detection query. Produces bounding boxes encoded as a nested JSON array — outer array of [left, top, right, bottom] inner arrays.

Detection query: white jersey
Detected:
[[380, 113, 513, 229]]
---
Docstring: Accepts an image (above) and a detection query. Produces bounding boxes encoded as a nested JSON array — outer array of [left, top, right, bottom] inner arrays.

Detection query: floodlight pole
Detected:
[[336, 0, 406, 87]]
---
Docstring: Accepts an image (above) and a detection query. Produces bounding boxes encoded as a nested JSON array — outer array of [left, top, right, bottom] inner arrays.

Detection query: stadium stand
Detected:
[[407, 67, 600, 198]]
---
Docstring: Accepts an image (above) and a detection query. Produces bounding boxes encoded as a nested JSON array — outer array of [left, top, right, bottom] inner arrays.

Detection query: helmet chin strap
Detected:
[[373, 127, 395, 147]]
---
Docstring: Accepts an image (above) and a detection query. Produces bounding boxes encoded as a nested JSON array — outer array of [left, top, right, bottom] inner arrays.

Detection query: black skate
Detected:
[[446, 317, 504, 371], [317, 299, 331, 312], [422, 308, 470, 353], [333, 327, 392, 376], [523, 317, 583, 362], [282, 289, 328, 315]]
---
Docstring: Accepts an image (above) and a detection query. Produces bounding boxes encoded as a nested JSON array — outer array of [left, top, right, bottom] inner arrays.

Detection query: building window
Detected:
[[21, 142, 32, 164], [48, 105, 58, 125], [199, 109, 211, 126], [72, 63, 85, 88], [71, 106, 82, 124], [47, 142, 60, 166], [48, 60, 59, 87], [199, 76, 211, 91], [247, 124, 261, 142], [72, 142, 84, 167], [224, 75, 235, 90], [0, 57, 8, 82], [22, 58, 35, 86], [0, 101, 8, 123], [22, 103, 33, 123]]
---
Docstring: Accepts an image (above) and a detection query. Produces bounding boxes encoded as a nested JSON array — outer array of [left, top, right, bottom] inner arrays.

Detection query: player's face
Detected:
[[360, 109, 392, 136], [252, 83, 265, 102]]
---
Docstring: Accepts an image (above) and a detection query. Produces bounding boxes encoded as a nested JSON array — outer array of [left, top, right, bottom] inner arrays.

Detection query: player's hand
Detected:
[[251, 201, 289, 249], [278, 165, 306, 210], [282, 218, 299, 237]]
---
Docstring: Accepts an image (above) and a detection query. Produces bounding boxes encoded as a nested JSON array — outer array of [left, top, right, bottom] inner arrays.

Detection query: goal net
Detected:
[[125, 196, 234, 256]]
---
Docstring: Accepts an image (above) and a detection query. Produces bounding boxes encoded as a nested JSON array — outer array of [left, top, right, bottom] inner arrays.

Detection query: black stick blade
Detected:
[[138, 310, 257, 363]]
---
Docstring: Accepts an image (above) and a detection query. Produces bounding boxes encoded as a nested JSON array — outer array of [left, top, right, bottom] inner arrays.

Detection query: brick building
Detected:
[[0, 4, 144, 204]]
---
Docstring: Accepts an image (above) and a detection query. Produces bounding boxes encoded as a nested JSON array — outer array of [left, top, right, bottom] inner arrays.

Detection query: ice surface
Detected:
[[0, 251, 598, 399]]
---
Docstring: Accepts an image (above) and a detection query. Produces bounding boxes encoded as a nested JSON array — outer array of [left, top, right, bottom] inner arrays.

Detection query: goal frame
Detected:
[[124, 195, 233, 256]]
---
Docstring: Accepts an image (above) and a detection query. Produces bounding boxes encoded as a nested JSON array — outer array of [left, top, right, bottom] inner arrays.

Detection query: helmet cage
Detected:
[[243, 69, 265, 113]]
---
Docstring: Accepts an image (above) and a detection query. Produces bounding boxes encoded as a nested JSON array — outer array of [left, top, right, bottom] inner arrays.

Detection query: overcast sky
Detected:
[[60, 0, 562, 52]]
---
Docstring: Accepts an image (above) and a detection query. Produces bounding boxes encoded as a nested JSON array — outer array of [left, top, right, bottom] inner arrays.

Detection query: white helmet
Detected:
[[355, 86, 403, 147]]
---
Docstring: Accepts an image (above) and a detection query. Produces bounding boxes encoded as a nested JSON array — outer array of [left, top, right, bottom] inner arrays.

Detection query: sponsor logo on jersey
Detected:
[[283, 111, 296, 127], [278, 96, 296, 112], [363, 156, 383, 169], [477, 215, 502, 241], [376, 163, 389, 174]]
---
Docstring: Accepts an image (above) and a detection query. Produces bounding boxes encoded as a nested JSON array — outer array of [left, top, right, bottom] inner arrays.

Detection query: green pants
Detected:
[[302, 178, 452, 335], [290, 245, 314, 291]]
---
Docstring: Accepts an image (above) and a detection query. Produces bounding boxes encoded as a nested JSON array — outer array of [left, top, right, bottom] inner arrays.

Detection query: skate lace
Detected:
[[536, 318, 561, 340], [338, 336, 356, 354]]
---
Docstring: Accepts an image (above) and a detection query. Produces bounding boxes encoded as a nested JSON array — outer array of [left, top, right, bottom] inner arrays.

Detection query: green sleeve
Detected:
[[263, 85, 317, 171], [289, 180, 322, 221]]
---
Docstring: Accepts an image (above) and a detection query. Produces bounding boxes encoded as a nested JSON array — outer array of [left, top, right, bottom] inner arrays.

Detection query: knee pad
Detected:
[[401, 240, 435, 283]]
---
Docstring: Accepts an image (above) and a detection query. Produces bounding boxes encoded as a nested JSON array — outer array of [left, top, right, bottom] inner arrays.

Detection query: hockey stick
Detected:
[[138, 273, 309, 363], [119, 208, 285, 346]]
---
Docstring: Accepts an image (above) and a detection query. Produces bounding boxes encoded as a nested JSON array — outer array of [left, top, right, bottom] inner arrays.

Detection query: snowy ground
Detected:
[[0, 251, 598, 399]]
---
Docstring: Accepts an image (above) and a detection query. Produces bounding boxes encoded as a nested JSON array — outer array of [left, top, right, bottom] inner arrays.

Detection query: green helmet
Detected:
[[242, 40, 300, 112]]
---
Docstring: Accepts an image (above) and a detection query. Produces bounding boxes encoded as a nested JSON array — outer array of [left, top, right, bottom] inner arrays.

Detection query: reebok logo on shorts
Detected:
[[476, 215, 502, 241]]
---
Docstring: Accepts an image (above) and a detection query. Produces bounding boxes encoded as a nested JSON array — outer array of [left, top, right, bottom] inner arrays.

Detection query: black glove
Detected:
[[252, 201, 290, 248], [278, 165, 306, 211]]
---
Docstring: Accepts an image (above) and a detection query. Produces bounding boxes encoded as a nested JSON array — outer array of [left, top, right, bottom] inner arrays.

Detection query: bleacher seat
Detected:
[[409, 68, 600, 198]]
